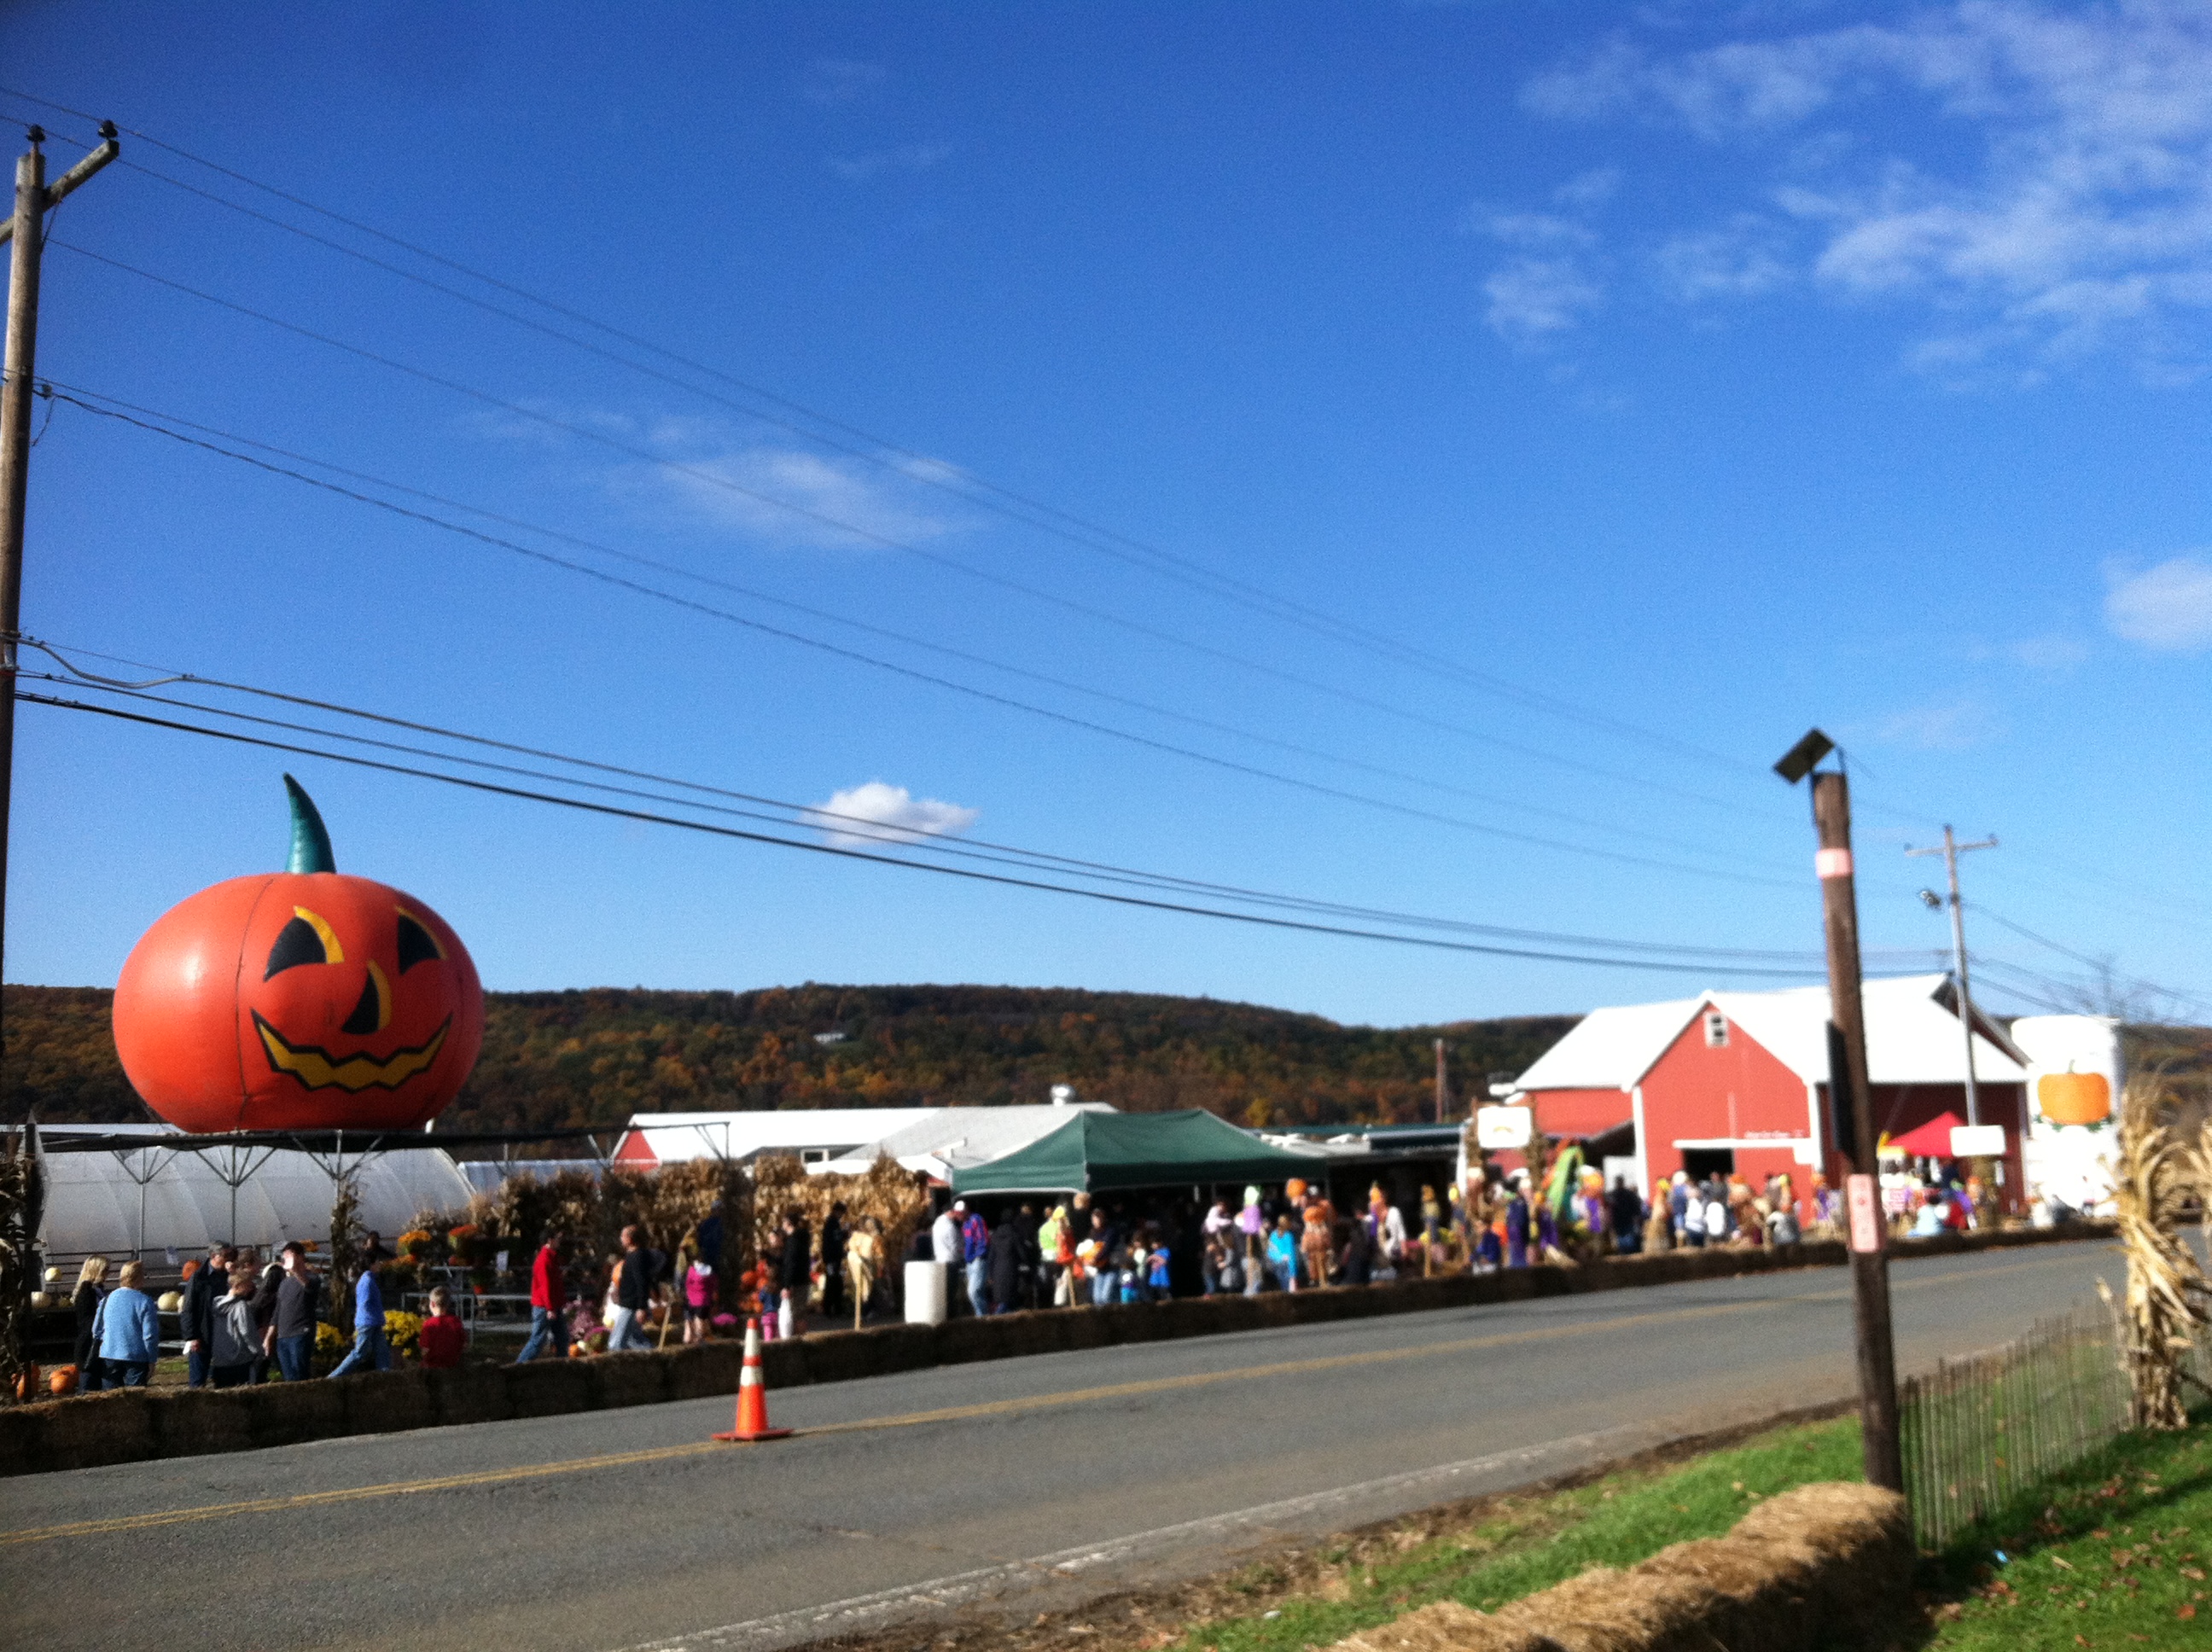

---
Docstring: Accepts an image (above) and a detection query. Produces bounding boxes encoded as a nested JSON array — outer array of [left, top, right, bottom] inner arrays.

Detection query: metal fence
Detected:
[[1899, 1301, 2210, 1551]]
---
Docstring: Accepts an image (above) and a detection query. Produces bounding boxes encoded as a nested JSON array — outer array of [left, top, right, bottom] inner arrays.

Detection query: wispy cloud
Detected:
[[801, 58, 885, 106], [827, 142, 953, 183], [1516, 3, 2212, 378], [2105, 553, 2212, 651], [805, 782, 979, 849], [1871, 699, 2005, 750], [1470, 172, 1618, 344]]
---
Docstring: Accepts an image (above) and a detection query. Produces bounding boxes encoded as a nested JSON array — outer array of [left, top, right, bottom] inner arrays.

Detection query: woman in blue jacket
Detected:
[[91, 1260, 163, 1387]]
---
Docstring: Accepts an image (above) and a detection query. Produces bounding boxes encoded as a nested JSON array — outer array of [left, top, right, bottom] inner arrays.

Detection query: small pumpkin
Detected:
[[157, 1290, 183, 1312], [14, 1364, 39, 1402], [2038, 1067, 2111, 1127], [28, 1291, 50, 1310], [49, 1365, 79, 1397], [112, 775, 484, 1131]]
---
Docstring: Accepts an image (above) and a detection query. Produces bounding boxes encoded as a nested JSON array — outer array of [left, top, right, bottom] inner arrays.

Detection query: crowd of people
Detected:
[[67, 1237, 472, 1390], [56, 1149, 2003, 1387]]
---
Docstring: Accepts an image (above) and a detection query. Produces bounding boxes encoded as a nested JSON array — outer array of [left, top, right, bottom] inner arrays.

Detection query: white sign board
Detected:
[[1950, 1124, 2006, 1159], [1475, 1105, 1532, 1150]]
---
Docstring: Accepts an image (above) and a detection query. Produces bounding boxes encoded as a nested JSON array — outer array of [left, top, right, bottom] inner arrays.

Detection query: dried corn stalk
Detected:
[[0, 1120, 46, 1405], [2096, 1076, 2211, 1431]]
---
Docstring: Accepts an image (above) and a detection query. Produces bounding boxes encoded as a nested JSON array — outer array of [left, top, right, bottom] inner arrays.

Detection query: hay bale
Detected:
[[150, 1387, 259, 1457], [32, 1387, 155, 1471], [339, 1368, 435, 1435], [1329, 1481, 1910, 1652], [591, 1350, 672, 1411], [1333, 1600, 1559, 1651], [249, 1376, 347, 1446], [506, 1356, 593, 1418]]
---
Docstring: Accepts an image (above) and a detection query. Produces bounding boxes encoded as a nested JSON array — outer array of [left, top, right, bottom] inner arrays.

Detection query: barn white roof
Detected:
[[810, 1103, 1117, 1178], [1513, 974, 2027, 1093], [618, 1108, 950, 1166], [37, 1125, 474, 1262]]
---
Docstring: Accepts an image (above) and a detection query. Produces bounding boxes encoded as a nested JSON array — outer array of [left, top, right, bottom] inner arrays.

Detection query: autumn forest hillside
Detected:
[[2, 982, 1577, 1139]]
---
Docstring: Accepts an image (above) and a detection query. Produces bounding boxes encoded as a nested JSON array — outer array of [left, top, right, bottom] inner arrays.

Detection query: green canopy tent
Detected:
[[948, 1108, 1328, 1196]]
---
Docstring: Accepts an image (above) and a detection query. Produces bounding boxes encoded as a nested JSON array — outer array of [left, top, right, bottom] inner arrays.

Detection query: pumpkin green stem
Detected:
[[283, 774, 337, 875]]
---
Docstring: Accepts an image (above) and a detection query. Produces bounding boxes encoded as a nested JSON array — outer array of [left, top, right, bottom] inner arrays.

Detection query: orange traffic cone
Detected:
[[713, 1317, 792, 1443]]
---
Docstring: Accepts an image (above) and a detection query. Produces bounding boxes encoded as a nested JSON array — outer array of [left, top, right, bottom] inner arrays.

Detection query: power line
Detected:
[[26, 643, 1873, 966], [0, 85, 1777, 779], [20, 689, 1837, 980], [40, 381, 1807, 891]]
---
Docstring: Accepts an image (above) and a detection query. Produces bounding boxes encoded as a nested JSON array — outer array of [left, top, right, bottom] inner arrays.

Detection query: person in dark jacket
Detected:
[[1608, 1178, 1645, 1256], [608, 1226, 656, 1352], [1340, 1214, 1375, 1286], [180, 1243, 235, 1387], [819, 1203, 848, 1320], [985, 1213, 1023, 1314], [777, 1213, 812, 1333], [72, 1256, 111, 1390], [268, 1242, 321, 1381]]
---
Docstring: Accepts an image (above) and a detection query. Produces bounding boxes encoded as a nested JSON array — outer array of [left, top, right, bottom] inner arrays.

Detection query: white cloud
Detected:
[[1872, 700, 2005, 750], [646, 445, 969, 550], [1654, 217, 1793, 300], [2105, 553, 2212, 650], [805, 782, 979, 849], [802, 58, 886, 106], [827, 142, 953, 183], [1483, 257, 1602, 341], [1517, 3, 2212, 376]]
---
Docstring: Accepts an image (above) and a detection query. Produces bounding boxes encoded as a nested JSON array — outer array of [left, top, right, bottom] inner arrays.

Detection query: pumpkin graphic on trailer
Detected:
[[2036, 1067, 2111, 1128], [112, 776, 486, 1132]]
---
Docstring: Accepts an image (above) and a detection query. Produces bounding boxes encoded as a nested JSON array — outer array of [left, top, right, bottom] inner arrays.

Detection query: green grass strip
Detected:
[[1173, 1416, 1866, 1652], [1924, 1412, 2212, 1648]]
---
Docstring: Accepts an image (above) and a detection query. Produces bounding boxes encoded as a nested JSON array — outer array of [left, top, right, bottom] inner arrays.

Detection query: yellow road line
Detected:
[[1, 1248, 2100, 1550]]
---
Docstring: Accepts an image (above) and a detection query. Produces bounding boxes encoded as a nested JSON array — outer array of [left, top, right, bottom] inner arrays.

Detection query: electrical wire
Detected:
[[19, 689, 1837, 979], [38, 382, 1807, 890], [30, 655, 1874, 967], [0, 84, 1777, 779]]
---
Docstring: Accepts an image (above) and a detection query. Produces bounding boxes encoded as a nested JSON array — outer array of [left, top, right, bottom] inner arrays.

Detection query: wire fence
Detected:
[[1899, 1301, 2209, 1551]]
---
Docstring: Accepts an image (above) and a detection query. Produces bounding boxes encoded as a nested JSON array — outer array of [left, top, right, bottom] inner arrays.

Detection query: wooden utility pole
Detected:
[[1776, 730, 1903, 1492], [1433, 1038, 1450, 1125], [1905, 825, 1998, 1126], [0, 122, 119, 1067]]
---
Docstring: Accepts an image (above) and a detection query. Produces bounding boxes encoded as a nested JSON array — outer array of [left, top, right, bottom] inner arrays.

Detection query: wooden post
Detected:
[[0, 123, 116, 1090], [1813, 768, 1905, 1492]]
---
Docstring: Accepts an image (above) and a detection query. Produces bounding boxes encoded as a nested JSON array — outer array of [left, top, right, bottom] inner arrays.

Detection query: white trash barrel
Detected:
[[904, 1259, 949, 1325]]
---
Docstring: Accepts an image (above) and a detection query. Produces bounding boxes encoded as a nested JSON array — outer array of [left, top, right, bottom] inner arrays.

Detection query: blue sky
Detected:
[[4, 1, 2208, 1028]]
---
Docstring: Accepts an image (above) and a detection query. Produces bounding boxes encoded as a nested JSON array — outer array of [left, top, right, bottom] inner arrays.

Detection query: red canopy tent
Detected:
[[1885, 1111, 1966, 1158]]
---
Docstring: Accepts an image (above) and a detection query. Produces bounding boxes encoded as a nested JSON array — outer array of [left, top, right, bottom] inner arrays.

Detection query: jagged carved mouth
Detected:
[[253, 1013, 451, 1092]]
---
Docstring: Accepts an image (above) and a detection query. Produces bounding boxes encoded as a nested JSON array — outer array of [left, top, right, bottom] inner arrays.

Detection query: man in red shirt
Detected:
[[515, 1231, 568, 1363]]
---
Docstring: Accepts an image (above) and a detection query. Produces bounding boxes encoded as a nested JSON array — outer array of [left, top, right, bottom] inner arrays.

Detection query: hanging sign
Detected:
[[1475, 1105, 1533, 1150], [1949, 1125, 2006, 1159], [1847, 1173, 1883, 1254]]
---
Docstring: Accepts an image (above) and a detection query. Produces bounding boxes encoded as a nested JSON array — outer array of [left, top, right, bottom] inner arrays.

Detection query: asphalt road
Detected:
[[3, 1241, 2124, 1652]]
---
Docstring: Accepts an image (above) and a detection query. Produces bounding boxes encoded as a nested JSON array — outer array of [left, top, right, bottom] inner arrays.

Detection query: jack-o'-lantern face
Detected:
[[113, 777, 486, 1133]]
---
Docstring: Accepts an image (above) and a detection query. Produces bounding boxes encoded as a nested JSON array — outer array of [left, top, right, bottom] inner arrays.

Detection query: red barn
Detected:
[[1505, 974, 2030, 1209]]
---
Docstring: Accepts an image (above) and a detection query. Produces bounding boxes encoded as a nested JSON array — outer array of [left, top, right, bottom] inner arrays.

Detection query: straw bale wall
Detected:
[[1330, 1481, 1912, 1652], [0, 1218, 2112, 1477]]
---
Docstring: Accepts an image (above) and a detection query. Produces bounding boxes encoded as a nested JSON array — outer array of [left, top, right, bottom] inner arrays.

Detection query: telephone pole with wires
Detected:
[[1, 120, 119, 1043], [1905, 826, 1998, 1127], [1434, 1037, 1450, 1124], [1774, 728, 1903, 1493]]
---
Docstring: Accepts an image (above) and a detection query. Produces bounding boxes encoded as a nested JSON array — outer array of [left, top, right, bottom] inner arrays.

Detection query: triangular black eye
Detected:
[[396, 911, 443, 974], [265, 916, 329, 980]]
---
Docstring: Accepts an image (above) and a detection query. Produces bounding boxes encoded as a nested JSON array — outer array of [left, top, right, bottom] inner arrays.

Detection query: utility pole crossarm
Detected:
[[0, 124, 118, 247]]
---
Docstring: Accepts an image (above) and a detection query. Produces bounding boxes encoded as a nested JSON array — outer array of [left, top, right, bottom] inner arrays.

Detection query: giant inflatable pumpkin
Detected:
[[112, 777, 485, 1132], [2036, 1067, 2111, 1128]]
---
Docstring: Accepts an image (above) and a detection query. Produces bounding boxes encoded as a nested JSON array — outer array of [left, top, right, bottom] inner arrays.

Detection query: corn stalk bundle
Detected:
[[2097, 1076, 2212, 1431], [323, 1165, 363, 1330], [0, 1120, 44, 1405], [750, 1153, 932, 1298]]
